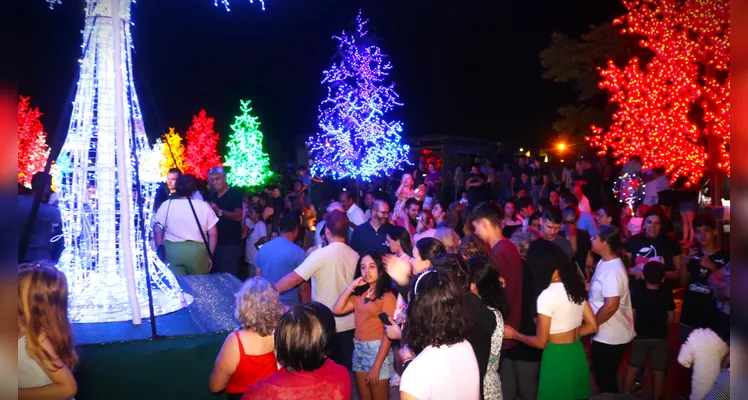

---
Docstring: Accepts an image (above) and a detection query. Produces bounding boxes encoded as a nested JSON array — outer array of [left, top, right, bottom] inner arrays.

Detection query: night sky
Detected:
[[19, 0, 623, 164]]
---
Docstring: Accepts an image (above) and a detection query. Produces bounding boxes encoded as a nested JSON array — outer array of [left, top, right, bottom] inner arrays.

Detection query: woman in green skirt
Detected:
[[504, 240, 598, 400]]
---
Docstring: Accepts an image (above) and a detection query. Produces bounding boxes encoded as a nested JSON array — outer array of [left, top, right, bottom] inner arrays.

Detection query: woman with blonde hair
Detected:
[[394, 174, 425, 221], [18, 261, 78, 400], [210, 277, 285, 399]]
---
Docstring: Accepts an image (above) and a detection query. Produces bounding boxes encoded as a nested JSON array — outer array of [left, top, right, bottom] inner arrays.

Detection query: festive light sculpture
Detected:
[[588, 0, 730, 187], [613, 172, 645, 207], [18, 96, 50, 188], [46, 0, 273, 324], [184, 110, 222, 180], [224, 100, 273, 188], [307, 11, 410, 181], [160, 127, 185, 177], [52, 0, 194, 324]]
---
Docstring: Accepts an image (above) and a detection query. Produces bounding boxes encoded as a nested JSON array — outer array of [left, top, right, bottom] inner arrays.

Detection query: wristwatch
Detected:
[[218, 209, 223, 217]]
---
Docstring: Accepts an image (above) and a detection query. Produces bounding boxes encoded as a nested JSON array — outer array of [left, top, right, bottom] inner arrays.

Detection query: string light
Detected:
[[307, 10, 410, 181], [53, 0, 191, 323], [183, 110, 222, 180], [17, 96, 50, 188], [224, 100, 273, 188], [588, 0, 730, 187], [214, 0, 267, 12]]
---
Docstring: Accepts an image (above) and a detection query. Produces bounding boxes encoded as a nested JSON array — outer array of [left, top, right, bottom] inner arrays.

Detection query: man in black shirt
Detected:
[[153, 168, 181, 213], [679, 215, 730, 343], [465, 164, 488, 206], [530, 158, 549, 210], [511, 156, 533, 197], [349, 199, 393, 256], [580, 158, 603, 211], [207, 166, 244, 278]]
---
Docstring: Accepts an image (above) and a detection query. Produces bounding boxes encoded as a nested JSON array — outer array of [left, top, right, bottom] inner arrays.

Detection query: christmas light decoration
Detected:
[[52, 0, 191, 323], [141, 141, 167, 184], [184, 110, 222, 180], [224, 100, 273, 188], [160, 127, 185, 177], [18, 96, 50, 188], [419, 149, 442, 170], [307, 10, 410, 181], [613, 172, 645, 206], [588, 0, 730, 187]]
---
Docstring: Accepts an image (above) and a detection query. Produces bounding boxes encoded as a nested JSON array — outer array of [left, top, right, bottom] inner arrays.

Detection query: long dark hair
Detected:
[[415, 237, 447, 261], [387, 226, 413, 258], [527, 240, 587, 304], [597, 224, 622, 253], [467, 256, 510, 318], [352, 252, 395, 300]]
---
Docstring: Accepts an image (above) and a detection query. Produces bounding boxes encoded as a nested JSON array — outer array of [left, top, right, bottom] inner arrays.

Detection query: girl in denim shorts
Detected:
[[332, 251, 397, 400]]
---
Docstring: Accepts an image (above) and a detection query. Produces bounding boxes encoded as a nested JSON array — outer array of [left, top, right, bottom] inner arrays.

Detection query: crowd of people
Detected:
[[17, 152, 731, 400]]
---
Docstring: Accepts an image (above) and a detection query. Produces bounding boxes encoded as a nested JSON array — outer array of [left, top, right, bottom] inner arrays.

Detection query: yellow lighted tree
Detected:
[[160, 128, 185, 177]]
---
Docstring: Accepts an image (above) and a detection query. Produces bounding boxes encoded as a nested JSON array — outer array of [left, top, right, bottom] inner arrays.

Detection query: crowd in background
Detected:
[[17, 151, 731, 400]]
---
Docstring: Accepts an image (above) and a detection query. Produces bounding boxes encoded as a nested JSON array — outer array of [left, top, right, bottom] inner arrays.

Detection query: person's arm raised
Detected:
[[332, 278, 362, 316]]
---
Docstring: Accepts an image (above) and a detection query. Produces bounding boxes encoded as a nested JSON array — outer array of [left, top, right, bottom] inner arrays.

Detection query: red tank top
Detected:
[[225, 331, 278, 394]]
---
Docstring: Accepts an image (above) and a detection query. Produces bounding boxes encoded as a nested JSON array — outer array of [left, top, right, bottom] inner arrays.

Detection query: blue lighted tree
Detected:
[[307, 11, 410, 181]]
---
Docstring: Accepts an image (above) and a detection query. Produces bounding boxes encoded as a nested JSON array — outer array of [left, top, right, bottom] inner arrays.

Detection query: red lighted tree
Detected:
[[18, 96, 50, 187], [183, 110, 222, 180], [588, 0, 730, 186]]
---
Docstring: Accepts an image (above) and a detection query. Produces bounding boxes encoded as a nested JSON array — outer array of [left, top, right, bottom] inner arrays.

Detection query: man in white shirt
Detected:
[[643, 166, 670, 206], [363, 191, 375, 221], [275, 210, 360, 371], [339, 190, 366, 226]]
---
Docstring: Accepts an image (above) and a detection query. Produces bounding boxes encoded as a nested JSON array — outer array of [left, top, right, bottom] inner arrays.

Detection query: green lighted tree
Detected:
[[224, 100, 272, 188]]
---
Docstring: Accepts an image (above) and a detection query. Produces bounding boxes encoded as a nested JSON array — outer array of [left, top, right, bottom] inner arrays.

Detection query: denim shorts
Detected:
[[352, 338, 395, 380]]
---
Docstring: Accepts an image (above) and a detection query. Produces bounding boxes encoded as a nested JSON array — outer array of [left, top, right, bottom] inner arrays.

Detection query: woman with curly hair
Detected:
[[467, 256, 510, 400], [399, 268, 479, 400], [210, 277, 285, 399], [333, 252, 397, 400], [504, 240, 599, 400]]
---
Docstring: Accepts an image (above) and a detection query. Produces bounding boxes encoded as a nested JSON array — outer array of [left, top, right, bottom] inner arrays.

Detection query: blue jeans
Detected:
[[352, 338, 395, 380]]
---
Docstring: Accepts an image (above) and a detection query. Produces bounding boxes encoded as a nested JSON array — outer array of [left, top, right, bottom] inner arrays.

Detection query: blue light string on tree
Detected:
[[307, 10, 410, 181]]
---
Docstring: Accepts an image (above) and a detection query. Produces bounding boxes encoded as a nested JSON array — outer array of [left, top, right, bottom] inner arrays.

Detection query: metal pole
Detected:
[[112, 0, 142, 325]]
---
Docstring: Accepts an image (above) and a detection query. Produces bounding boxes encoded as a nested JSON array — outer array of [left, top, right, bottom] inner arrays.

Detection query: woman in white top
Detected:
[[504, 240, 598, 400], [589, 224, 636, 394], [154, 175, 219, 276], [399, 269, 480, 400]]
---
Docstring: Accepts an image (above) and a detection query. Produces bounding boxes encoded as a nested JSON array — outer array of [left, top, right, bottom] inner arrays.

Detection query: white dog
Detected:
[[677, 328, 728, 400]]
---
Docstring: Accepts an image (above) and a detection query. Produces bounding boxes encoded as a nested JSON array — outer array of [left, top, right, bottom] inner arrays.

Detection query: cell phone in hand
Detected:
[[378, 312, 392, 326]]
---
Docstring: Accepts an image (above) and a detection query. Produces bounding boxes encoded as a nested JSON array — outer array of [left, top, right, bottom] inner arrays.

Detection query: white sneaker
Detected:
[[389, 373, 401, 387]]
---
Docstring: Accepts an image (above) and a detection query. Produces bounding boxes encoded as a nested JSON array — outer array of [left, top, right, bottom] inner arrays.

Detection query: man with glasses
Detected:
[[349, 199, 394, 256]]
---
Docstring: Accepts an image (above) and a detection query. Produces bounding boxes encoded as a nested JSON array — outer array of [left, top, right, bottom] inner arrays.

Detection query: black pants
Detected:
[[212, 244, 242, 278], [591, 340, 630, 394], [330, 329, 354, 372]]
